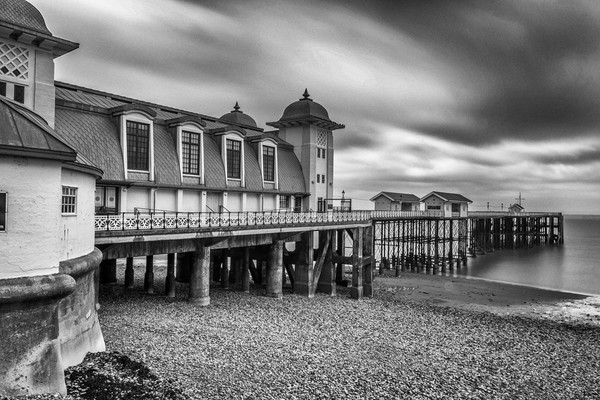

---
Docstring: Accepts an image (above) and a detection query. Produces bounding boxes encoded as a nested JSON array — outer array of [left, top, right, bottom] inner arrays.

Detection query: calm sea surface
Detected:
[[453, 215, 600, 296]]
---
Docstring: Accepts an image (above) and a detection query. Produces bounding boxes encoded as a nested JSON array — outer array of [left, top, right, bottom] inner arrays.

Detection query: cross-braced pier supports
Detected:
[[374, 213, 563, 274]]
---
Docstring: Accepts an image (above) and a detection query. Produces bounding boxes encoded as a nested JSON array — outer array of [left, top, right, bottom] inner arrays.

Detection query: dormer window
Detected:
[[126, 120, 150, 171], [182, 130, 201, 175], [226, 139, 241, 179], [110, 104, 157, 181], [263, 146, 275, 182]]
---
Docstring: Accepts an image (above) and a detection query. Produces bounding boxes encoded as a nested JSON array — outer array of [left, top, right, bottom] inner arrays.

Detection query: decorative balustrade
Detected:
[[94, 209, 562, 232], [95, 210, 374, 232]]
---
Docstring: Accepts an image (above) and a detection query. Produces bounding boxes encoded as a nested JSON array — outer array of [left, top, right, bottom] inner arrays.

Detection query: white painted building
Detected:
[[420, 191, 472, 218]]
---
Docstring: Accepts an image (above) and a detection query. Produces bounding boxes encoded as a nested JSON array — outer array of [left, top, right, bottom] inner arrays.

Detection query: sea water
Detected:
[[454, 215, 600, 295]]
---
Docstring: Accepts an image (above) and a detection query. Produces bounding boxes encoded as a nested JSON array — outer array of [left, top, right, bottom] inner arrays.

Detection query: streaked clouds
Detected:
[[31, 0, 600, 213]]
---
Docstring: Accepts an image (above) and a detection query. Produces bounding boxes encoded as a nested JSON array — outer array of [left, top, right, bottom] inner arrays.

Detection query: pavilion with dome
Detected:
[[0, 0, 348, 395]]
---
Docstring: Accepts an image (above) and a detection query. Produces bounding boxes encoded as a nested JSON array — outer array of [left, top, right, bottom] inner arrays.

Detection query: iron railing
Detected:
[[94, 210, 447, 232], [94, 210, 562, 232]]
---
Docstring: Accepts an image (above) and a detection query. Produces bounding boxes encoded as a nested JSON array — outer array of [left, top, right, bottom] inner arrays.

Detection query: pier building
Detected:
[[370, 191, 420, 212], [420, 191, 472, 218]]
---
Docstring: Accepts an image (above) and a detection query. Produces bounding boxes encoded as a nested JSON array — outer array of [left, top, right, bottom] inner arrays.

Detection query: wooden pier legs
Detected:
[[294, 232, 315, 297], [165, 253, 176, 297], [316, 233, 336, 296], [144, 255, 154, 294], [242, 248, 250, 293], [351, 227, 364, 300], [189, 246, 211, 306], [265, 240, 284, 299], [125, 257, 134, 289]]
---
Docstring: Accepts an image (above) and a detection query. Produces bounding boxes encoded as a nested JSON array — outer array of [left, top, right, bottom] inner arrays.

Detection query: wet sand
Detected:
[[374, 271, 600, 326]]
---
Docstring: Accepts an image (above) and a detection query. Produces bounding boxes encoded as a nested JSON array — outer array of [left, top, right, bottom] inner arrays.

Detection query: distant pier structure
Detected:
[[373, 212, 564, 274]]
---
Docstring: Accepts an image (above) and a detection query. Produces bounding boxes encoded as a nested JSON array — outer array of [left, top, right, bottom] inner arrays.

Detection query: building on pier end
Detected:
[[370, 191, 420, 212], [420, 191, 472, 218]]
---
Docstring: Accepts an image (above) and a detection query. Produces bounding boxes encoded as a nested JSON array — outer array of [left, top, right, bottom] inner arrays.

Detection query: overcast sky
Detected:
[[31, 0, 600, 213]]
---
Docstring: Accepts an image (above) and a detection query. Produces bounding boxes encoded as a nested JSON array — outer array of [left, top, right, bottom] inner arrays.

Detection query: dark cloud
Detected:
[[532, 147, 600, 165], [340, 0, 600, 145]]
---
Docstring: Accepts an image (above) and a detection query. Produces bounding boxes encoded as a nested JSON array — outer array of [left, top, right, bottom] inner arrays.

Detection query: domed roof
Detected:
[[219, 102, 257, 128], [0, 0, 52, 35], [279, 89, 330, 122]]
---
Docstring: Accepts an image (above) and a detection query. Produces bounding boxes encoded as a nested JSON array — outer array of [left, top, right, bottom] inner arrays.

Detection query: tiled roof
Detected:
[[203, 135, 226, 189], [370, 191, 420, 202], [55, 81, 264, 133], [153, 125, 180, 185], [244, 142, 263, 191], [421, 191, 472, 203], [278, 148, 307, 194], [53, 82, 308, 195], [54, 107, 123, 180], [0, 0, 51, 35], [0, 96, 75, 161]]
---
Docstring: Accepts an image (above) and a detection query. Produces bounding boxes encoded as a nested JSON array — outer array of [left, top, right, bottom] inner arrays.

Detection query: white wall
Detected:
[[125, 187, 149, 212], [263, 194, 276, 211], [154, 189, 176, 212], [227, 192, 243, 212], [0, 157, 62, 278], [247, 194, 260, 211], [59, 167, 96, 261], [182, 191, 201, 212]]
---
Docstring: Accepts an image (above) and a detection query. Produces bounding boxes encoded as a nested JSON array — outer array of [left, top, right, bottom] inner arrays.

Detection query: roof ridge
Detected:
[[55, 81, 268, 132]]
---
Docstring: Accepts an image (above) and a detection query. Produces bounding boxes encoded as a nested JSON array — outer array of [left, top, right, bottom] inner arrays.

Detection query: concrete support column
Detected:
[[189, 246, 211, 306], [165, 253, 176, 297], [99, 259, 117, 284], [242, 248, 250, 293], [350, 227, 364, 300], [124, 257, 134, 289], [176, 253, 191, 283], [294, 232, 314, 297], [317, 232, 336, 296], [266, 240, 284, 298], [363, 226, 373, 298], [144, 255, 154, 294]]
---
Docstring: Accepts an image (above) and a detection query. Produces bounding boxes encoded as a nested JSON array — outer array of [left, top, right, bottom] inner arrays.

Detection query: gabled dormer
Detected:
[[249, 133, 280, 190], [167, 116, 206, 185], [210, 126, 247, 188], [110, 104, 157, 182]]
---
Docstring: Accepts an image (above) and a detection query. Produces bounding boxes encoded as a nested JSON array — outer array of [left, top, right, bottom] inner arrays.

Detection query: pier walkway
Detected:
[[94, 210, 563, 305]]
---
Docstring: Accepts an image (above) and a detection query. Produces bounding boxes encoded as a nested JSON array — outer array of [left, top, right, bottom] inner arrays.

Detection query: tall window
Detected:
[[226, 139, 241, 179], [182, 131, 200, 175], [279, 195, 290, 209], [61, 186, 77, 214], [263, 146, 275, 181], [126, 121, 149, 171]]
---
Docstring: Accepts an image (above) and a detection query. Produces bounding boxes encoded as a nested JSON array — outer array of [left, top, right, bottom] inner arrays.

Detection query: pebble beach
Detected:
[[7, 264, 600, 400]]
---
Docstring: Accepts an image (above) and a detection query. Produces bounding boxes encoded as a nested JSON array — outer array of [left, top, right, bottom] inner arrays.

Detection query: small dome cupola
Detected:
[[0, 0, 52, 35], [219, 102, 258, 128], [266, 89, 344, 130]]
